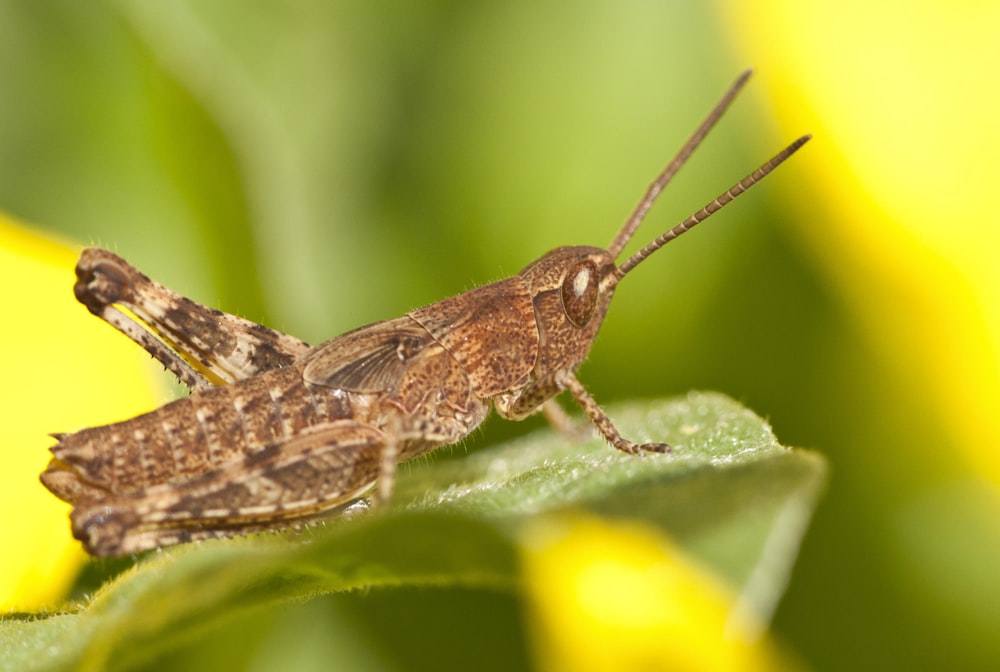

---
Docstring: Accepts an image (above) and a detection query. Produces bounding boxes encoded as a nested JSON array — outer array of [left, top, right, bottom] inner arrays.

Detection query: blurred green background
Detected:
[[2, 1, 998, 670]]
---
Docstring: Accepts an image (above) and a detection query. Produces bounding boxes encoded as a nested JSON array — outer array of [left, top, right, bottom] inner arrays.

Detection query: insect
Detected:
[[41, 70, 810, 556]]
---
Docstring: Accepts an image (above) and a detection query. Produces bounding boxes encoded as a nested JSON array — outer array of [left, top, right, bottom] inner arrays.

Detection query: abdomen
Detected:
[[42, 365, 351, 502]]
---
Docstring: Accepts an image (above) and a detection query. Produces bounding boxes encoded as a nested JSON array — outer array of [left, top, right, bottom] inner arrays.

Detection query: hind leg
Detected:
[[74, 248, 311, 391]]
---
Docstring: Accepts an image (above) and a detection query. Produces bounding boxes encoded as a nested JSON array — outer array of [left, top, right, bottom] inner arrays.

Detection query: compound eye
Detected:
[[561, 259, 599, 327]]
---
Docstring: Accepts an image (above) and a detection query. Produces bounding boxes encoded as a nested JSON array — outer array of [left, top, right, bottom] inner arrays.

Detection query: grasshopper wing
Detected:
[[301, 316, 435, 392]]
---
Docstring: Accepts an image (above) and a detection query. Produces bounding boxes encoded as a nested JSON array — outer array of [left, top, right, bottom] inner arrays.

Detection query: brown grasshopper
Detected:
[[41, 71, 810, 556]]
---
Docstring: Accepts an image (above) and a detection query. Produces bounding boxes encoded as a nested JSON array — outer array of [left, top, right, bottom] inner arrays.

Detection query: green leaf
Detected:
[[400, 391, 827, 621], [1, 393, 825, 672]]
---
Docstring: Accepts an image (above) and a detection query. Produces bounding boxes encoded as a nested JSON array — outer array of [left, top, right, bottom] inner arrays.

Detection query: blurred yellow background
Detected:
[[1, 1, 997, 670]]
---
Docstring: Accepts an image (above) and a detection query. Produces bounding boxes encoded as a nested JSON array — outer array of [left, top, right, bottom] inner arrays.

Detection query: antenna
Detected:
[[611, 134, 811, 283], [607, 69, 753, 258]]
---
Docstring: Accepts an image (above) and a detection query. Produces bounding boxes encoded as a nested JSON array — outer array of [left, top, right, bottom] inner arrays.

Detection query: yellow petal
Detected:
[[521, 514, 786, 672], [0, 215, 164, 610], [721, 1, 1000, 481]]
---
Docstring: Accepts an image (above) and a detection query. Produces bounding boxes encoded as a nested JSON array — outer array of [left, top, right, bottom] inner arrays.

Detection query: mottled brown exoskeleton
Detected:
[[41, 71, 810, 556]]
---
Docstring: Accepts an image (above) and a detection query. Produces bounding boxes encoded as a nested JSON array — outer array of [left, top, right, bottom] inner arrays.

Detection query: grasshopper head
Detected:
[[518, 245, 618, 375], [516, 70, 811, 386]]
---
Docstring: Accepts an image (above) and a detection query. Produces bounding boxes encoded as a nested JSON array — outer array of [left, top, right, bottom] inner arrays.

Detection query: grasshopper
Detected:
[[41, 71, 810, 556]]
